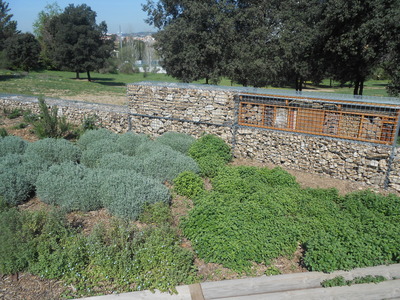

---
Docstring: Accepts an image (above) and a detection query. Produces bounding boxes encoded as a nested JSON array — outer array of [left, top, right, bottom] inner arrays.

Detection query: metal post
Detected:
[[384, 113, 400, 189]]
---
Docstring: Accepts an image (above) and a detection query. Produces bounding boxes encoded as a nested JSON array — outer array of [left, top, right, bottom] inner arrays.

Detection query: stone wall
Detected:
[[127, 82, 400, 193], [0, 95, 130, 133]]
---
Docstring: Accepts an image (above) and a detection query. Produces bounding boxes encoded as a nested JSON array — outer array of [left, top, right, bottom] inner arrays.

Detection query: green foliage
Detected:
[[189, 134, 232, 163], [194, 153, 227, 178], [77, 128, 118, 150], [33, 96, 71, 138], [321, 275, 387, 288], [320, 276, 347, 287], [138, 202, 173, 226], [0, 207, 32, 274], [35, 162, 102, 212], [265, 266, 281, 276], [0, 128, 8, 137], [81, 114, 99, 131], [173, 171, 204, 198], [182, 165, 400, 273], [0, 135, 28, 156], [156, 132, 196, 155], [5, 33, 41, 71], [100, 169, 170, 220], [5, 108, 23, 119], [0, 154, 32, 205], [44, 4, 114, 80]]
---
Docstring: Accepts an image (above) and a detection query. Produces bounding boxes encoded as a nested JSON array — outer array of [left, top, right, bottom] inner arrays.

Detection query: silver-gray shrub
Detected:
[[136, 141, 200, 183], [23, 138, 81, 184], [116, 132, 150, 156], [96, 153, 144, 173], [77, 128, 118, 150], [99, 169, 170, 220], [155, 131, 195, 155], [0, 136, 28, 157], [0, 154, 32, 205], [80, 139, 122, 168], [35, 162, 103, 212]]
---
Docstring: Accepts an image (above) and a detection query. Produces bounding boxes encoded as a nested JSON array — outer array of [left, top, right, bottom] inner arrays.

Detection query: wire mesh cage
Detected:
[[237, 93, 400, 145]]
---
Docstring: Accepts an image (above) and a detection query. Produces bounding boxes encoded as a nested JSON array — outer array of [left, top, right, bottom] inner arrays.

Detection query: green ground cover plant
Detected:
[[0, 135, 27, 156], [181, 163, 400, 273], [0, 204, 196, 298], [321, 275, 387, 288]]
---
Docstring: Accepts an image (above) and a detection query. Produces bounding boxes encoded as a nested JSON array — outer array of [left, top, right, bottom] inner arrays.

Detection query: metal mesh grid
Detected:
[[237, 94, 400, 145]]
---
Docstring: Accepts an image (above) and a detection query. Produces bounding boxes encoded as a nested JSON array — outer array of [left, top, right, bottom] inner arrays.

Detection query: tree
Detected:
[[0, 0, 18, 51], [45, 4, 114, 80], [317, 0, 400, 95], [5, 33, 41, 71], [143, 0, 235, 84], [32, 2, 61, 68]]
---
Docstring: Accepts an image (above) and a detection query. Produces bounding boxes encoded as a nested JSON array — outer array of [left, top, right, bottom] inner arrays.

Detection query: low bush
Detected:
[[321, 275, 386, 288], [96, 152, 143, 172], [77, 128, 118, 150], [156, 132, 195, 155], [195, 154, 227, 178], [173, 171, 205, 198], [0, 207, 32, 274], [0, 135, 28, 157], [0, 154, 32, 205], [0, 128, 8, 137], [23, 138, 81, 183], [117, 132, 150, 156], [100, 170, 170, 220], [80, 139, 122, 168], [36, 162, 103, 212], [188, 134, 232, 163]]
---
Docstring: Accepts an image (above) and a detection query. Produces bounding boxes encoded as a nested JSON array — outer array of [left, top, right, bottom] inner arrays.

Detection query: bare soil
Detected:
[[0, 110, 391, 299]]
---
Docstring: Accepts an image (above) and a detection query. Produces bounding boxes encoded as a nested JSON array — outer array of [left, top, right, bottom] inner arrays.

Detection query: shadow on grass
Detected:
[[0, 74, 27, 81], [68, 77, 126, 87]]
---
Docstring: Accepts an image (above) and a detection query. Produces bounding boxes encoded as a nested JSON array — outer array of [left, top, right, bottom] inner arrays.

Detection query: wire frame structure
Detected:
[[237, 93, 400, 145]]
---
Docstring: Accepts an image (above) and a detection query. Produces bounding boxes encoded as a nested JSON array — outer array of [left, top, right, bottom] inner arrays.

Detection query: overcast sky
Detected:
[[8, 0, 156, 34]]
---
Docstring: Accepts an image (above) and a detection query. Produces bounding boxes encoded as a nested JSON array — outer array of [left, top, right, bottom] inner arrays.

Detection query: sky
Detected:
[[8, 0, 156, 34]]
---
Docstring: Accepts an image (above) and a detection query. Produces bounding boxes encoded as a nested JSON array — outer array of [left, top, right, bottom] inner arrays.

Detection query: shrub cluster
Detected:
[[173, 171, 205, 198], [188, 134, 232, 177], [156, 132, 195, 155], [181, 165, 400, 273], [0, 206, 196, 297], [0, 136, 28, 157]]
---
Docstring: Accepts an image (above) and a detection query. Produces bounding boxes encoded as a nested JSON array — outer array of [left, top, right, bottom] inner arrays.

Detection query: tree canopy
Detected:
[[0, 0, 18, 51], [44, 4, 114, 80], [144, 0, 400, 95], [5, 33, 41, 71]]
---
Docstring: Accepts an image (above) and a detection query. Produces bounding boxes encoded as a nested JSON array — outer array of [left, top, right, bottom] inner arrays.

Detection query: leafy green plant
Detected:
[[138, 202, 173, 225], [188, 134, 232, 163], [81, 114, 99, 131], [321, 275, 387, 287], [173, 171, 205, 198], [80, 139, 122, 167], [0, 128, 8, 137], [5, 108, 23, 119], [0, 208, 34, 275], [265, 266, 281, 276], [12, 122, 28, 129]]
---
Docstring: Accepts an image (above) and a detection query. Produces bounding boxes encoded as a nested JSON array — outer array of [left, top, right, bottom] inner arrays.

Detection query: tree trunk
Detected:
[[353, 80, 360, 95], [87, 71, 91, 82], [359, 79, 364, 95], [205, 77, 209, 84], [76, 71, 80, 79], [295, 77, 303, 92]]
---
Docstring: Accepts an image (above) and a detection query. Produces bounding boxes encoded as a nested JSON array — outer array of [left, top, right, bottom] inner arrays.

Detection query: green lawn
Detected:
[[0, 69, 393, 102]]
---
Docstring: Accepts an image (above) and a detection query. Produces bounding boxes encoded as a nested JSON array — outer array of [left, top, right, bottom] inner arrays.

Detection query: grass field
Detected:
[[0, 69, 394, 105]]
